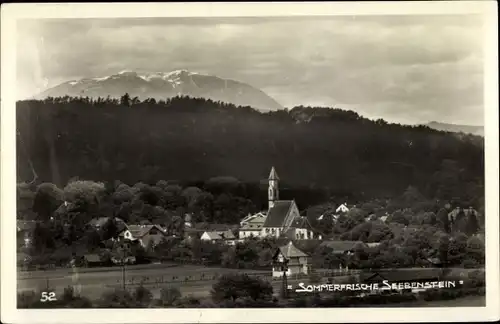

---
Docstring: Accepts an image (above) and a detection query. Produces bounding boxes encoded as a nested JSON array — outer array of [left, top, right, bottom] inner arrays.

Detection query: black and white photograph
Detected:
[[1, 2, 499, 323]]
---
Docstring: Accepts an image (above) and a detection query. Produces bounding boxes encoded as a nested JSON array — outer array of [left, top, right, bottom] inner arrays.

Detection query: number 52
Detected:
[[40, 292, 57, 302]]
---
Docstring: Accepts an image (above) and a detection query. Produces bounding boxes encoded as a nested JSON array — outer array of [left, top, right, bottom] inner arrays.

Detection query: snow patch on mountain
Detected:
[[36, 69, 284, 111]]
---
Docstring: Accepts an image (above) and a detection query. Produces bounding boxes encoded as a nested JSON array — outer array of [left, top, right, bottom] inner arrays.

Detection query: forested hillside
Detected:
[[16, 95, 484, 206]]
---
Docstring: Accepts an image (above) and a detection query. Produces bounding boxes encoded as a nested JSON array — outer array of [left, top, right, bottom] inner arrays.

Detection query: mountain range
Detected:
[[35, 70, 284, 112], [35, 70, 483, 136], [425, 121, 484, 137]]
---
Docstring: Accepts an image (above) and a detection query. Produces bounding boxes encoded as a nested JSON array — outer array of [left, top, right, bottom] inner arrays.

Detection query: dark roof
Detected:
[[320, 240, 365, 253], [126, 224, 166, 238], [360, 268, 446, 283], [142, 235, 166, 247], [185, 228, 206, 233], [276, 241, 309, 258], [184, 230, 202, 239], [263, 200, 293, 227], [269, 166, 279, 180], [290, 216, 313, 230], [275, 239, 322, 254], [240, 223, 263, 231]]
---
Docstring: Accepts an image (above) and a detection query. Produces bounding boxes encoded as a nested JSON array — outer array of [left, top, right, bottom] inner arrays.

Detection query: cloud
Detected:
[[16, 15, 484, 125]]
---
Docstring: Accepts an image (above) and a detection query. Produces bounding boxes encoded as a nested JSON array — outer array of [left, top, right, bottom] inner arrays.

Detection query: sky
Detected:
[[16, 15, 485, 125]]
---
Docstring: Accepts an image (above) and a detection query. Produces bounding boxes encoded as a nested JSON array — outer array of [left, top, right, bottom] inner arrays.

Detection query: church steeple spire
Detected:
[[269, 166, 279, 180], [268, 166, 279, 209]]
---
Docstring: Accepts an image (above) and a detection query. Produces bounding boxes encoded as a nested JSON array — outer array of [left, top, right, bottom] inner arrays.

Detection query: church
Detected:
[[239, 167, 315, 240]]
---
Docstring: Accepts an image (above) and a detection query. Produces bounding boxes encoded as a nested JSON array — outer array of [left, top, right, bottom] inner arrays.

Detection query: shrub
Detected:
[[159, 287, 181, 306], [97, 288, 138, 308], [133, 285, 153, 307], [17, 290, 38, 308]]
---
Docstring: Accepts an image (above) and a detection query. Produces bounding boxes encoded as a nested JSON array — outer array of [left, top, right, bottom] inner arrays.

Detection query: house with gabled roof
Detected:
[[336, 203, 349, 213], [239, 212, 267, 239], [200, 230, 237, 245], [272, 241, 311, 277], [118, 224, 167, 248]]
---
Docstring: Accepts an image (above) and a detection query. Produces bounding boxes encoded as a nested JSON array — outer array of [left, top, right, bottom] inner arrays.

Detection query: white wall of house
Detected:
[[294, 228, 308, 239], [239, 230, 261, 239], [261, 227, 282, 238], [122, 230, 134, 240], [200, 232, 213, 241], [272, 264, 308, 277], [336, 204, 349, 213], [272, 267, 292, 278]]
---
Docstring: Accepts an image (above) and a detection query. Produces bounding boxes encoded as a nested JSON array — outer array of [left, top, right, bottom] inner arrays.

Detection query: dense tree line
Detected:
[[17, 95, 484, 204], [17, 177, 484, 271]]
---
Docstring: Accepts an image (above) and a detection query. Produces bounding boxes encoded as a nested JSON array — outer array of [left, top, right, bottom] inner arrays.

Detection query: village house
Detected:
[[317, 213, 341, 223], [239, 212, 267, 239], [200, 230, 237, 245], [272, 241, 311, 277], [118, 224, 167, 248], [336, 203, 350, 214], [447, 206, 478, 225], [379, 215, 389, 223], [184, 213, 193, 229]]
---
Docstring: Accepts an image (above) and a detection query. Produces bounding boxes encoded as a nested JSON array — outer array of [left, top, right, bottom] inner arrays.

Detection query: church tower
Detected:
[[268, 166, 279, 209]]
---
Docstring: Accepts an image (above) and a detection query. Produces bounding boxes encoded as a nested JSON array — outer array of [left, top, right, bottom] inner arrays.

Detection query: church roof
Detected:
[[269, 166, 279, 180], [277, 241, 309, 258], [291, 216, 313, 229], [263, 200, 294, 227]]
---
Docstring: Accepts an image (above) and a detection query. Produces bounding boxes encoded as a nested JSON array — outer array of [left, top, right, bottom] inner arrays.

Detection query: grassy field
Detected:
[[18, 263, 272, 299]]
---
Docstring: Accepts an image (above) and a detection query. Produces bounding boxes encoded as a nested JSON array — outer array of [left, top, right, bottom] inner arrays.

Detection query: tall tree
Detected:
[[32, 183, 64, 221]]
